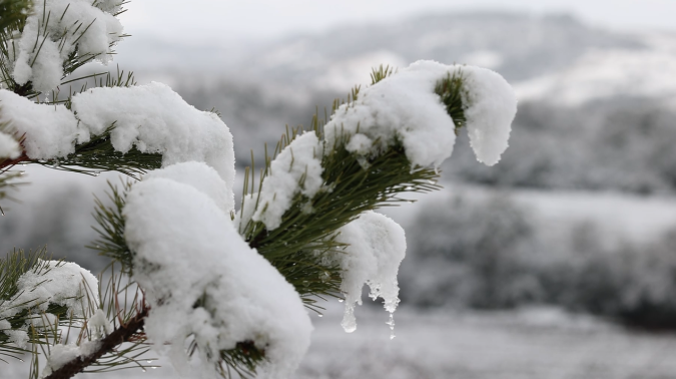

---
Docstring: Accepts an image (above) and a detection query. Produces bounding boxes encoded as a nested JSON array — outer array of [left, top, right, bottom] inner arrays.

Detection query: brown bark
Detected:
[[43, 306, 149, 379], [0, 151, 29, 172]]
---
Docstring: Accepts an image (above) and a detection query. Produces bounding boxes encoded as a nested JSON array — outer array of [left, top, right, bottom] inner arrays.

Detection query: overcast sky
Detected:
[[121, 0, 674, 44]]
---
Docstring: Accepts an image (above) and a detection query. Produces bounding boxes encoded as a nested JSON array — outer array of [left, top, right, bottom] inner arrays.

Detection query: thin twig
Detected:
[[43, 304, 149, 379]]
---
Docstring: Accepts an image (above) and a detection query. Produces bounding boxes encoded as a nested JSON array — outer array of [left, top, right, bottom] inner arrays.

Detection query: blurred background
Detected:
[[3, 1, 676, 378]]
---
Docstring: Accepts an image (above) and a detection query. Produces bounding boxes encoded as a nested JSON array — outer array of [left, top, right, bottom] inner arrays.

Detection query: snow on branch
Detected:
[[123, 163, 312, 378], [0, 132, 20, 160], [0, 89, 85, 159], [72, 82, 236, 200], [0, 255, 99, 356], [7, 0, 124, 92], [0, 82, 235, 197], [326, 60, 517, 168], [0, 56, 517, 378], [333, 211, 406, 335]]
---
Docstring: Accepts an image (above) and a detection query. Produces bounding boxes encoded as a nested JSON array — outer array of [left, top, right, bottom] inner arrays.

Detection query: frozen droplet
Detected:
[[317, 314, 323, 318], [386, 313, 396, 340], [386, 313, 395, 330], [146, 361, 152, 364], [338, 299, 344, 303]]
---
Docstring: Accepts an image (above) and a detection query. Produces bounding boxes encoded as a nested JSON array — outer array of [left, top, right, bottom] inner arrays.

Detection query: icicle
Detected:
[[386, 313, 396, 340]]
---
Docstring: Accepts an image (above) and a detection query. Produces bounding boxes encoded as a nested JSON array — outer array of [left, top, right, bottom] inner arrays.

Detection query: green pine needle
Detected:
[[434, 69, 468, 132], [0, 0, 32, 31], [37, 123, 162, 178], [89, 181, 135, 275]]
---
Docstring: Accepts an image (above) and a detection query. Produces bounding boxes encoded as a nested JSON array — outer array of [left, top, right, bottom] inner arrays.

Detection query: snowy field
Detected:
[[5, 304, 676, 379]]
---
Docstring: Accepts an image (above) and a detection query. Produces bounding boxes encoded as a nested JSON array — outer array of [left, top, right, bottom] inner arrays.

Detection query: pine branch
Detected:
[[0, 249, 76, 360], [240, 69, 468, 303], [89, 181, 134, 274], [43, 303, 149, 379], [27, 65, 475, 378], [0, 127, 162, 178], [89, 183, 269, 377], [38, 124, 163, 178]]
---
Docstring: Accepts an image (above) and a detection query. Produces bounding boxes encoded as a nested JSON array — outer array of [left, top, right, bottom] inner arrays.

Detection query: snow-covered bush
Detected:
[[556, 227, 676, 329], [0, 2, 517, 378], [400, 194, 540, 309], [401, 194, 676, 329]]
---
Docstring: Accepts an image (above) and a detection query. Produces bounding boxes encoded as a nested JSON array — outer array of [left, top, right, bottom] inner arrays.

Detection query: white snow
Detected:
[[1, 82, 237, 197], [88, 308, 112, 338], [143, 161, 235, 215], [253, 131, 323, 230], [124, 162, 312, 378], [0, 131, 21, 159], [332, 211, 406, 334], [42, 344, 81, 376], [6, 330, 29, 349], [8, 0, 124, 92], [324, 60, 516, 168], [0, 89, 85, 159], [461, 65, 517, 166], [72, 82, 236, 190], [27, 312, 57, 328], [0, 260, 98, 319]]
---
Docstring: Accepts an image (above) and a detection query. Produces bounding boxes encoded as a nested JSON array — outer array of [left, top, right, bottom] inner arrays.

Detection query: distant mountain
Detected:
[[243, 12, 646, 88], [115, 11, 676, 196], [121, 12, 645, 86], [514, 31, 676, 105]]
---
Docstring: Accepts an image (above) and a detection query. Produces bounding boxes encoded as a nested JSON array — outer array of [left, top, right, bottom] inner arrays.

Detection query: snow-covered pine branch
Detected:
[[0, 1, 517, 378]]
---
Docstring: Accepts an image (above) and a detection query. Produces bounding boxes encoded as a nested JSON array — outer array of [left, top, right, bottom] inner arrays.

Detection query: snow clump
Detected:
[[252, 131, 323, 230], [0, 83, 236, 197], [72, 82, 236, 196], [7, 0, 124, 92], [0, 131, 21, 159], [124, 162, 312, 378], [0, 260, 98, 352], [0, 89, 85, 159], [0, 260, 98, 319], [324, 60, 517, 167], [461, 65, 518, 165], [332, 211, 407, 334]]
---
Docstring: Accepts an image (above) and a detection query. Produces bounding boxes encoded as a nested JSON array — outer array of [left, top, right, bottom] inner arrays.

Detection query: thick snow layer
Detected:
[[0, 260, 98, 319], [324, 60, 516, 168], [253, 131, 323, 230], [72, 82, 236, 191], [0, 89, 84, 159], [325, 61, 456, 168], [124, 163, 312, 378], [9, 0, 123, 92], [0, 131, 21, 159], [144, 161, 234, 214], [333, 211, 406, 334], [461, 66, 517, 166]]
